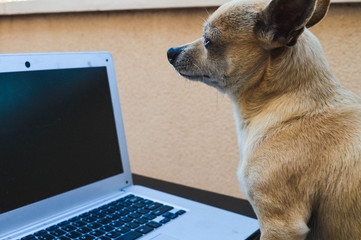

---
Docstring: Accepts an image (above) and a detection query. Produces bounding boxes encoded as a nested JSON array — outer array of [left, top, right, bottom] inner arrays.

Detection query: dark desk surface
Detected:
[[132, 173, 257, 219]]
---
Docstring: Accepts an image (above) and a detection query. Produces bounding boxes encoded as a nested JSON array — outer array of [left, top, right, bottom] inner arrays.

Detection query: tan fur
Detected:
[[167, 0, 361, 239]]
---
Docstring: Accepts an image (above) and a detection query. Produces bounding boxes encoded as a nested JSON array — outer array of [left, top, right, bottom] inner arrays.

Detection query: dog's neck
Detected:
[[229, 29, 353, 130]]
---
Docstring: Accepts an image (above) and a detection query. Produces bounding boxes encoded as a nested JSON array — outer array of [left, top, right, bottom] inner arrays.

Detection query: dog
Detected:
[[167, 0, 361, 239]]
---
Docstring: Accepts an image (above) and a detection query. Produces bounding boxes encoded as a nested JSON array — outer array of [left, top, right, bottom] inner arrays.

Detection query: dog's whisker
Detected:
[[198, 16, 207, 23], [204, 8, 211, 17], [198, 8, 211, 22], [192, 63, 206, 83]]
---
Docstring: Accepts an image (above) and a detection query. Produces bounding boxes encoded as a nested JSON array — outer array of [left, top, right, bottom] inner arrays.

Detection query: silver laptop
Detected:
[[0, 52, 259, 240]]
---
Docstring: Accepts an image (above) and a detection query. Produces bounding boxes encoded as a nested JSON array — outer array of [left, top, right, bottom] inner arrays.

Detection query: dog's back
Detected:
[[237, 29, 361, 239], [255, 100, 361, 239], [306, 105, 361, 239]]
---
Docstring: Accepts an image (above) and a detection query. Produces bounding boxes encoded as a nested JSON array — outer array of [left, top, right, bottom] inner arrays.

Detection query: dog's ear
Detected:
[[256, 0, 318, 47], [306, 0, 331, 28]]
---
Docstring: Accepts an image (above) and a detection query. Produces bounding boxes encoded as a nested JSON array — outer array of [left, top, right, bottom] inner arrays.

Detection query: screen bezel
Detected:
[[0, 52, 133, 237]]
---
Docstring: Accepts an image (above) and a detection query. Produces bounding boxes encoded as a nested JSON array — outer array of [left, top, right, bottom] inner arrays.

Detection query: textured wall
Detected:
[[0, 3, 360, 200]]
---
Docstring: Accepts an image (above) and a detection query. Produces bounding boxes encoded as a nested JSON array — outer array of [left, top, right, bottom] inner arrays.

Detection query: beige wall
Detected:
[[1, 3, 360, 200]]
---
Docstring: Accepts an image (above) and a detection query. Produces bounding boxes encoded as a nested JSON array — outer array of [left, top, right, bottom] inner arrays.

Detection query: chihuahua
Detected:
[[167, 0, 361, 239]]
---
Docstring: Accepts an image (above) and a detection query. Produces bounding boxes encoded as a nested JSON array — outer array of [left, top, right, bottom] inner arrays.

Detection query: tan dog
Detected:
[[167, 0, 361, 239]]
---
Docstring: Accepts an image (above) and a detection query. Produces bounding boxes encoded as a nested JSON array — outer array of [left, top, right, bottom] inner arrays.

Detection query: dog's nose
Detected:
[[167, 47, 182, 65]]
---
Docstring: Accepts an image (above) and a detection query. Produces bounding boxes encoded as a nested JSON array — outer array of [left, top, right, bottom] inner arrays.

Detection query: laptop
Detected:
[[0, 52, 259, 240]]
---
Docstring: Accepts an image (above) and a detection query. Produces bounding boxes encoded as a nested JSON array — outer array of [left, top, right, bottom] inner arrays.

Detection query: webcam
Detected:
[[25, 61, 31, 68]]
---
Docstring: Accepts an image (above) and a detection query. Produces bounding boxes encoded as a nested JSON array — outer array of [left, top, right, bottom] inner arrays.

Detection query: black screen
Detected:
[[0, 67, 123, 214]]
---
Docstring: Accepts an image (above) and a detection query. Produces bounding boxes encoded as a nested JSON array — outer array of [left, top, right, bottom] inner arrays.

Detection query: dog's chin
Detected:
[[178, 72, 222, 90], [179, 72, 210, 80]]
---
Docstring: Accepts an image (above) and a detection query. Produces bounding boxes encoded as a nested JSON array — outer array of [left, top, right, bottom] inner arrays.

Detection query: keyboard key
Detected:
[[135, 225, 153, 234], [121, 201, 132, 207], [49, 229, 66, 236], [110, 220, 124, 227], [126, 196, 143, 203], [146, 203, 163, 210], [34, 230, 47, 236], [125, 206, 138, 212], [133, 202, 145, 208], [105, 231, 122, 238], [124, 222, 140, 229], [109, 213, 122, 220], [72, 220, 87, 227], [65, 231, 81, 238], [21, 236, 36, 240], [69, 216, 81, 222], [78, 234, 95, 240], [117, 210, 129, 216], [100, 225, 115, 232], [87, 222, 102, 229], [159, 218, 170, 224], [78, 226, 92, 234], [152, 206, 173, 216], [62, 225, 77, 232], [116, 230, 142, 240], [89, 229, 106, 237], [58, 221, 70, 227], [128, 212, 142, 219], [82, 216, 97, 223], [134, 218, 148, 224], [79, 212, 90, 218], [46, 225, 58, 231], [114, 202, 125, 208], [111, 205, 124, 211], [100, 237, 112, 240], [92, 213, 106, 219], [101, 208, 116, 215], [143, 213, 157, 220], [119, 216, 133, 223], [146, 221, 162, 228], [38, 234, 55, 240], [115, 226, 131, 233], [98, 217, 112, 224], [162, 212, 178, 219], [137, 208, 150, 214], [58, 237, 71, 240], [175, 210, 186, 215], [141, 199, 153, 205]]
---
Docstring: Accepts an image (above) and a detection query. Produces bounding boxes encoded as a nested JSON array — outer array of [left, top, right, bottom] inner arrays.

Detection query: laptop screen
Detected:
[[0, 67, 124, 214]]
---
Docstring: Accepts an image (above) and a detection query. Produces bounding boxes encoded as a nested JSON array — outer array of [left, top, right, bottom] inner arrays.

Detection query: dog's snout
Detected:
[[167, 47, 183, 65]]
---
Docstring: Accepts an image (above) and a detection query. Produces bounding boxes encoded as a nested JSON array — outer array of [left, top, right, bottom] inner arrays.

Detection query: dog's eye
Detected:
[[204, 38, 212, 47]]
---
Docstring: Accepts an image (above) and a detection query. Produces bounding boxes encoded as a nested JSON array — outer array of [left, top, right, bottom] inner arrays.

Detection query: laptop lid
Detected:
[[0, 52, 133, 237]]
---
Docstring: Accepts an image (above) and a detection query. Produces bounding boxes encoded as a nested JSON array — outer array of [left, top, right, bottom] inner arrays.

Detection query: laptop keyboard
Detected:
[[20, 194, 186, 240]]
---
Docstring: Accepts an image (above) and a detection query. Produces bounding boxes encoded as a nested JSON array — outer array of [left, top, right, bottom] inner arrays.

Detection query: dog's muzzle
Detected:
[[167, 47, 184, 65]]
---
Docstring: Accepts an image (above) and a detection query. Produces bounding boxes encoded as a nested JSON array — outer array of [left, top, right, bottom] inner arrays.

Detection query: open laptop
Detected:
[[0, 52, 259, 240]]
